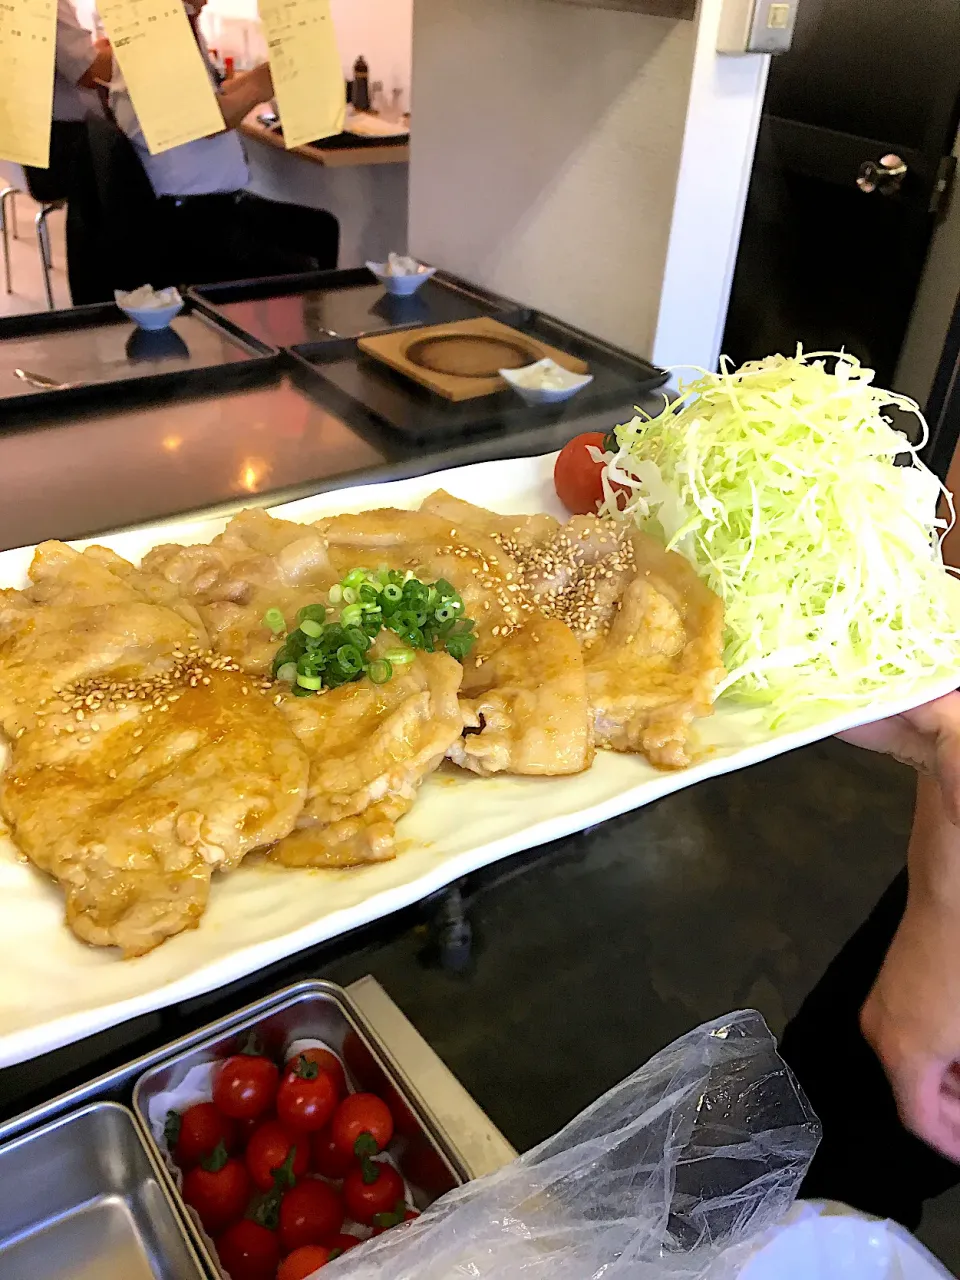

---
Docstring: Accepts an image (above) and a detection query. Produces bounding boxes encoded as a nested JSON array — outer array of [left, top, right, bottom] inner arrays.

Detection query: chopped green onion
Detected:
[[343, 568, 367, 590], [367, 658, 393, 685], [328, 584, 343, 605], [344, 626, 371, 652], [263, 608, 285, 634], [341, 603, 363, 628], [435, 604, 457, 624], [277, 662, 298, 684], [336, 644, 364, 674], [342, 586, 358, 605], [384, 648, 415, 665], [299, 618, 323, 639], [296, 673, 324, 690], [297, 603, 326, 625], [382, 583, 402, 604]]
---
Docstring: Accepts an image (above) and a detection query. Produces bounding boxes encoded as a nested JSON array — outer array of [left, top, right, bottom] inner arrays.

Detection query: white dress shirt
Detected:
[[108, 11, 250, 198], [53, 0, 103, 122]]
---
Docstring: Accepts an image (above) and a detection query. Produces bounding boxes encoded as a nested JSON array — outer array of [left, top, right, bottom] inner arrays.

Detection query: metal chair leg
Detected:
[[0, 187, 18, 294], [35, 205, 55, 310]]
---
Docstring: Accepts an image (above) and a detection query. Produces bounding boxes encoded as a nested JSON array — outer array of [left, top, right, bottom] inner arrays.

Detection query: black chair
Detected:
[[2, 162, 67, 309]]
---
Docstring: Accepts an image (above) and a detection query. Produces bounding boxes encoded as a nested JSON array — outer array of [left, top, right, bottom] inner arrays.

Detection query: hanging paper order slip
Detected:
[[259, 0, 345, 150], [98, 0, 223, 154], [0, 0, 57, 167]]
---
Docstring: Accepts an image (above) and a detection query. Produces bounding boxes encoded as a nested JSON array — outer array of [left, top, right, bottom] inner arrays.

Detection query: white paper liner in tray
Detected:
[[147, 1039, 416, 1278]]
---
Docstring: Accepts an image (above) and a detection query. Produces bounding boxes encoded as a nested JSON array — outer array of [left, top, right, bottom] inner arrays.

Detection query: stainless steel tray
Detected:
[[0, 1100, 207, 1279], [133, 981, 470, 1274], [0, 979, 516, 1278]]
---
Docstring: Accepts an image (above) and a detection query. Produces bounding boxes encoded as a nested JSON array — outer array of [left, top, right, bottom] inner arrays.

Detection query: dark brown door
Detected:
[[722, 0, 960, 386]]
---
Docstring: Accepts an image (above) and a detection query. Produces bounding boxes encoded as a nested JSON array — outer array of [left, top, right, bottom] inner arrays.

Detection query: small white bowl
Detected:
[[114, 287, 183, 331], [499, 357, 594, 405], [366, 260, 437, 297]]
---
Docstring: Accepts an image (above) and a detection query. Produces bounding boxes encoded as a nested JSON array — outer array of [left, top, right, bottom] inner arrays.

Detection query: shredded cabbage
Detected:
[[600, 351, 960, 721]]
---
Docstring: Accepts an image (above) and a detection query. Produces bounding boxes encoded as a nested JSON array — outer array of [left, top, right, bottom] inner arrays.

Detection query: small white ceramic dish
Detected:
[[499, 357, 594, 405], [366, 259, 437, 297], [114, 286, 183, 331]]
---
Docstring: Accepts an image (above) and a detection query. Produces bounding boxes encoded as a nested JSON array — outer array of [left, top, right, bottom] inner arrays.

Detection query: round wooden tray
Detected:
[[404, 332, 540, 379]]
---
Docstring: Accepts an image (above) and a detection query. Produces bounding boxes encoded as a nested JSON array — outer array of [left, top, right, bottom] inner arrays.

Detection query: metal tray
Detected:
[[0, 1101, 207, 1279], [288, 311, 669, 443], [133, 981, 466, 1273], [0, 978, 515, 1277], [189, 267, 525, 350], [0, 299, 279, 423]]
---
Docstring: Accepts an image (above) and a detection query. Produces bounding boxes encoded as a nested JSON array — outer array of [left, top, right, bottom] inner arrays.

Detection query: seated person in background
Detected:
[[25, 0, 113, 304], [108, 0, 339, 287]]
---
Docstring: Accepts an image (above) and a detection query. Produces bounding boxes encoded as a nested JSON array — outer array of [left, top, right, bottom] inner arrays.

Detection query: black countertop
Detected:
[[0, 368, 662, 552], [0, 735, 913, 1154]]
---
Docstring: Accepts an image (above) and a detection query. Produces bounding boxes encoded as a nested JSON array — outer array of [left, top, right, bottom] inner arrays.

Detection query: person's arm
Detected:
[[860, 774, 960, 1161], [837, 691, 960, 1160], [216, 63, 274, 131], [55, 0, 109, 91], [77, 37, 112, 88]]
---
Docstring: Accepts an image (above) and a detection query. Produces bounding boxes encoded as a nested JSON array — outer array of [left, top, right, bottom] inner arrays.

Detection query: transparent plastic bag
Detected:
[[328, 1010, 820, 1279]]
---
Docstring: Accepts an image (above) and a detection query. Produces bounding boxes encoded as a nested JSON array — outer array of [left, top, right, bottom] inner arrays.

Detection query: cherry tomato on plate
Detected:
[[213, 1044, 279, 1121], [332, 1093, 394, 1159], [215, 1219, 280, 1280], [245, 1120, 310, 1192], [181, 1143, 251, 1234], [343, 1159, 405, 1226], [312, 1125, 355, 1180], [553, 431, 623, 515], [165, 1102, 237, 1169], [277, 1244, 337, 1280], [277, 1057, 339, 1134], [279, 1178, 344, 1252], [283, 1048, 346, 1101]]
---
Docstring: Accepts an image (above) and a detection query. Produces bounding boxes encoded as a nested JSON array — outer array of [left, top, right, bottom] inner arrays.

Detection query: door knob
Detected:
[[857, 154, 908, 195]]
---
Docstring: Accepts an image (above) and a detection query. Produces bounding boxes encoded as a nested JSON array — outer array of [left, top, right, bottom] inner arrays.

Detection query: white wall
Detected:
[[202, 0, 413, 104], [653, 0, 769, 369], [408, 0, 768, 369]]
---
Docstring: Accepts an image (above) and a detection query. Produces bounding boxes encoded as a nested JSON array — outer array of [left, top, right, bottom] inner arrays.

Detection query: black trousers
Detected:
[[151, 191, 340, 289], [778, 869, 960, 1228], [26, 120, 111, 305]]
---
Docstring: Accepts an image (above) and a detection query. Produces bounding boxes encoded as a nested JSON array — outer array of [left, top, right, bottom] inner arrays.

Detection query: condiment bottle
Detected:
[[352, 55, 370, 112]]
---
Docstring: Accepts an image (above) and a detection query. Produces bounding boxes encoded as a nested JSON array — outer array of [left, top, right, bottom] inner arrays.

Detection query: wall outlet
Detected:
[[718, 0, 797, 53]]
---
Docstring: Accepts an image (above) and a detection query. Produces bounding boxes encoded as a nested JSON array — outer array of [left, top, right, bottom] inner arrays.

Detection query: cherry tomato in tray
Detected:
[[283, 1048, 346, 1101], [245, 1120, 309, 1191], [343, 1159, 405, 1226], [373, 1206, 420, 1235], [216, 1219, 280, 1280], [329, 1232, 362, 1253], [277, 1056, 339, 1134], [165, 1101, 237, 1168], [279, 1178, 345, 1252], [553, 431, 626, 515], [278, 1244, 338, 1280], [312, 1125, 355, 1180], [213, 1043, 279, 1121], [181, 1143, 251, 1234], [332, 1092, 394, 1159]]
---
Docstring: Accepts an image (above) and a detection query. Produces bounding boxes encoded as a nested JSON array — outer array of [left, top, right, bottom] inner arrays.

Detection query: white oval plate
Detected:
[[0, 452, 956, 1067]]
